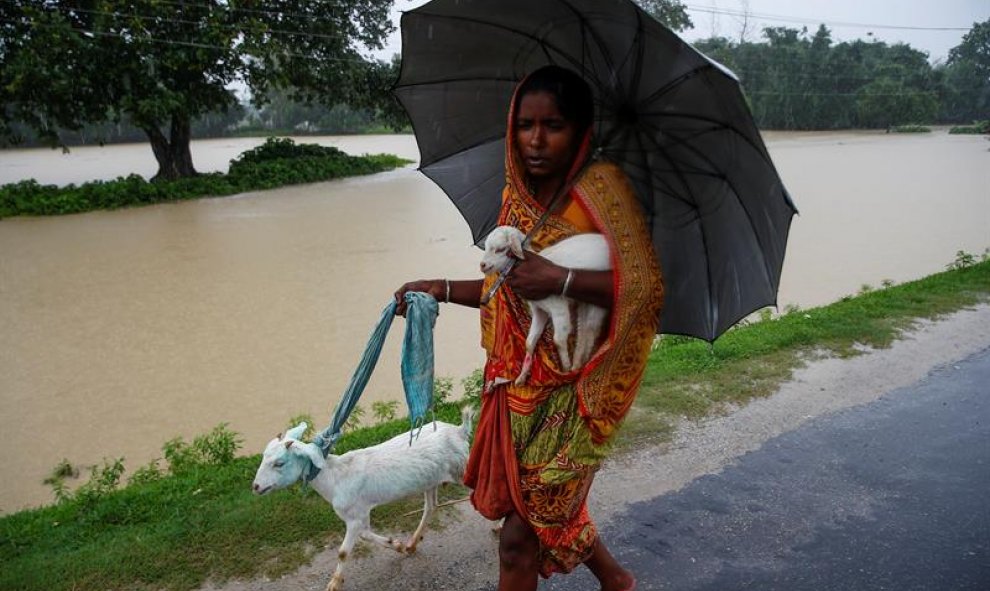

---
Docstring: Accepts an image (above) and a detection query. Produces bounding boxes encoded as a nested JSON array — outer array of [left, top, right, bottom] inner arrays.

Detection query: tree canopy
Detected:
[[694, 20, 989, 130], [1, 1, 394, 180]]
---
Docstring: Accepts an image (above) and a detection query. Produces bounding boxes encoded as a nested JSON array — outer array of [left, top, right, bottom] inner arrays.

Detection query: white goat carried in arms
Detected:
[[480, 225, 612, 384], [252, 406, 474, 591]]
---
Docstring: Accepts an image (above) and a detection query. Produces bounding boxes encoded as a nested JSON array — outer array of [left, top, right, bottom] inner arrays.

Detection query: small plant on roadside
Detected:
[[128, 459, 164, 486], [286, 413, 317, 439], [74, 458, 125, 506], [461, 368, 484, 408], [881, 279, 895, 288], [43, 459, 79, 504], [946, 250, 978, 270], [344, 404, 365, 431], [371, 401, 399, 424], [163, 423, 242, 474], [433, 376, 454, 405], [859, 283, 874, 294]]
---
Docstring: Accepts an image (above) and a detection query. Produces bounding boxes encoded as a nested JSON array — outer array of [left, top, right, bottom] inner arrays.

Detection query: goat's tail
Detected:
[[459, 405, 477, 440]]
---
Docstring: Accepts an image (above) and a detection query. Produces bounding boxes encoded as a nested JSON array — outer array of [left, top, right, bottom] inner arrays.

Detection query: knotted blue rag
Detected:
[[311, 292, 438, 459]]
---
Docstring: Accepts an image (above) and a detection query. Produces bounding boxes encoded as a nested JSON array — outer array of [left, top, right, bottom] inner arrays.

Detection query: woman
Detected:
[[394, 65, 663, 591]]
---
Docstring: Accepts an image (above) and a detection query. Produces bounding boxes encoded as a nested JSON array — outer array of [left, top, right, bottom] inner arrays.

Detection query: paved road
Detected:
[[546, 347, 990, 591]]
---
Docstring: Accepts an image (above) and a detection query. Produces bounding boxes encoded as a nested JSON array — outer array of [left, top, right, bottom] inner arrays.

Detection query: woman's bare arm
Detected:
[[393, 279, 485, 316]]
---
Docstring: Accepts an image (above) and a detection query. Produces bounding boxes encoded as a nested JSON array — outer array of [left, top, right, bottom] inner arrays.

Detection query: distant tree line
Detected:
[[694, 20, 989, 129], [2, 0, 986, 169]]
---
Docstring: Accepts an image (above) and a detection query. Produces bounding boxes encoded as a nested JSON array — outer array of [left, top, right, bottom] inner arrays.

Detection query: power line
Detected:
[[683, 3, 973, 32]]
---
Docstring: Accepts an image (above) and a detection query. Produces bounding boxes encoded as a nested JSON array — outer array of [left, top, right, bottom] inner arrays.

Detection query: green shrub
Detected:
[[948, 120, 990, 134], [0, 138, 411, 218], [890, 125, 931, 133]]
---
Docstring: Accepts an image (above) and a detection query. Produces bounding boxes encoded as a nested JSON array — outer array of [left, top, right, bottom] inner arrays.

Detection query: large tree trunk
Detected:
[[146, 115, 198, 182]]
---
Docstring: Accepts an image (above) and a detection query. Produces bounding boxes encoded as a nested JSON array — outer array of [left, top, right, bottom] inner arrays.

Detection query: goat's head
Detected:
[[480, 226, 526, 275], [252, 422, 326, 495]]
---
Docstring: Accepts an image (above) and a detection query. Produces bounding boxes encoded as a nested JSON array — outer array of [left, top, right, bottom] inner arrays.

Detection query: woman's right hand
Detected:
[[394, 279, 445, 316]]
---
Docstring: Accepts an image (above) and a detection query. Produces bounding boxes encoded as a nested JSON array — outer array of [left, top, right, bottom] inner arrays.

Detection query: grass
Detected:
[[622, 257, 990, 445], [1, 258, 988, 591]]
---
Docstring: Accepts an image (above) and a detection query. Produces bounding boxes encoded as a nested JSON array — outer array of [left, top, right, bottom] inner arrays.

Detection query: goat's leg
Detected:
[[516, 305, 549, 385], [548, 303, 574, 371], [405, 488, 438, 554], [359, 525, 408, 554], [573, 304, 608, 370], [327, 521, 362, 591]]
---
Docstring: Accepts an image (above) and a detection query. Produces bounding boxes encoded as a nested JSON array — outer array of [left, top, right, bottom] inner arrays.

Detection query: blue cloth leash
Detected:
[[310, 292, 438, 468]]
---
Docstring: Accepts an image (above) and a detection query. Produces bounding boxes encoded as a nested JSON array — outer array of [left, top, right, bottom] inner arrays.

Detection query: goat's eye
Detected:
[[272, 460, 285, 468]]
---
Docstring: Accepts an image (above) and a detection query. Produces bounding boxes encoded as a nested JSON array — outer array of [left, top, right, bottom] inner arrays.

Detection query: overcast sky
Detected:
[[378, 0, 988, 64]]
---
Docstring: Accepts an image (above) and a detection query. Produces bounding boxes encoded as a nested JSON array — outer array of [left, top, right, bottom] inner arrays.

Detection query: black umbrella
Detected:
[[393, 0, 797, 342]]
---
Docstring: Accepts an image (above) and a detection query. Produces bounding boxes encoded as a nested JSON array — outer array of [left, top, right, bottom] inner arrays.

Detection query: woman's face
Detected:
[[515, 90, 580, 184]]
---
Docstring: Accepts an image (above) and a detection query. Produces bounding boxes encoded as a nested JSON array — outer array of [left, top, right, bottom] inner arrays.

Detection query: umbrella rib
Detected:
[[419, 133, 507, 169], [638, 110, 776, 170], [394, 75, 522, 88], [402, 11, 611, 97], [641, 63, 719, 105], [643, 129, 778, 309]]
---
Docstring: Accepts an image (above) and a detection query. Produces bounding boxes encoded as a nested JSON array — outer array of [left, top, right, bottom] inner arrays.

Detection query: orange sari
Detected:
[[464, 83, 664, 577]]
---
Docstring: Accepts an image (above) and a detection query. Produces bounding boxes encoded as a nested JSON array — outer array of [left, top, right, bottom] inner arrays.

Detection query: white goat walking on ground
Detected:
[[252, 407, 474, 591], [480, 225, 612, 384]]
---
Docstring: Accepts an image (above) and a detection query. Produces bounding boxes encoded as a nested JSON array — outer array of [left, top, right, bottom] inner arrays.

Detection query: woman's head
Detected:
[[512, 66, 594, 190], [514, 66, 595, 135]]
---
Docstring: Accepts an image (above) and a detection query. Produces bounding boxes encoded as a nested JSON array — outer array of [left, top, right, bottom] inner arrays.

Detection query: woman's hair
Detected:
[[514, 65, 595, 133]]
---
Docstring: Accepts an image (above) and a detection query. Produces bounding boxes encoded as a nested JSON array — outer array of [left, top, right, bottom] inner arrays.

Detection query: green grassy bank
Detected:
[[0, 137, 412, 218], [1, 256, 988, 591]]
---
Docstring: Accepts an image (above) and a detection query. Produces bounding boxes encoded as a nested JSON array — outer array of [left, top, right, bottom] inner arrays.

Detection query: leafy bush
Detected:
[[371, 400, 399, 423], [0, 138, 411, 218], [461, 368, 484, 408], [890, 125, 931, 133], [948, 120, 990, 134]]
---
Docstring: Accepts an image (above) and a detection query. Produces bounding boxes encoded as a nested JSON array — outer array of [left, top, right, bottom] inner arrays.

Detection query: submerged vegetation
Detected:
[[0, 138, 411, 218], [948, 120, 990, 134], [2, 254, 988, 591]]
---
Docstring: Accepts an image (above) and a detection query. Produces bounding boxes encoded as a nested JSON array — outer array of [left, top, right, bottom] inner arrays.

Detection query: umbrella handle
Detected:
[[480, 259, 516, 305]]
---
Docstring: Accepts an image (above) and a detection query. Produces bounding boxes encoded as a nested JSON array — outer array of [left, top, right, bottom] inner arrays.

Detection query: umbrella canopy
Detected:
[[393, 0, 797, 342]]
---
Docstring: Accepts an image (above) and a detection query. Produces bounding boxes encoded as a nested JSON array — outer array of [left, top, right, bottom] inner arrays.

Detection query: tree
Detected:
[[939, 19, 990, 123], [634, 0, 693, 32], [1, 1, 394, 181]]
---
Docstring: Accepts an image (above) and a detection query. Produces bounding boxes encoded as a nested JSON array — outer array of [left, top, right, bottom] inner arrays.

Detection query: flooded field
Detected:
[[1, 131, 987, 512]]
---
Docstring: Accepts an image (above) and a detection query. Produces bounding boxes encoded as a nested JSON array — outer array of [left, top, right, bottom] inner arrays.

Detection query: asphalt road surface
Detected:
[[546, 346, 990, 591]]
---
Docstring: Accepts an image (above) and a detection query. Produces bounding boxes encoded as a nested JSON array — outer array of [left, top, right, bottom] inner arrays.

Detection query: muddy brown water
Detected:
[[1, 132, 987, 513]]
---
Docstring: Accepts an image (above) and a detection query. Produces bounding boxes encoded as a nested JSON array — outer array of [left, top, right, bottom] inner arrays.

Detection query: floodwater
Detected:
[[1, 132, 987, 512]]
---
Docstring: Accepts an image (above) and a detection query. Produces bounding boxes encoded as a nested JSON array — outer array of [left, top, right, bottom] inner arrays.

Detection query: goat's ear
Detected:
[[276, 432, 283, 441], [509, 232, 525, 259], [285, 422, 308, 441], [294, 442, 327, 470]]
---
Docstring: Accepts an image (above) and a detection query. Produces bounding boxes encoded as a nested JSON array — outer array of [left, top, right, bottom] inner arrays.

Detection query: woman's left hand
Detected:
[[506, 252, 568, 300]]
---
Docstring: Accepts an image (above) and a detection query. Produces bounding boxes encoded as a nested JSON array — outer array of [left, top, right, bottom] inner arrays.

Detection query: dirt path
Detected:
[[199, 303, 990, 591]]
